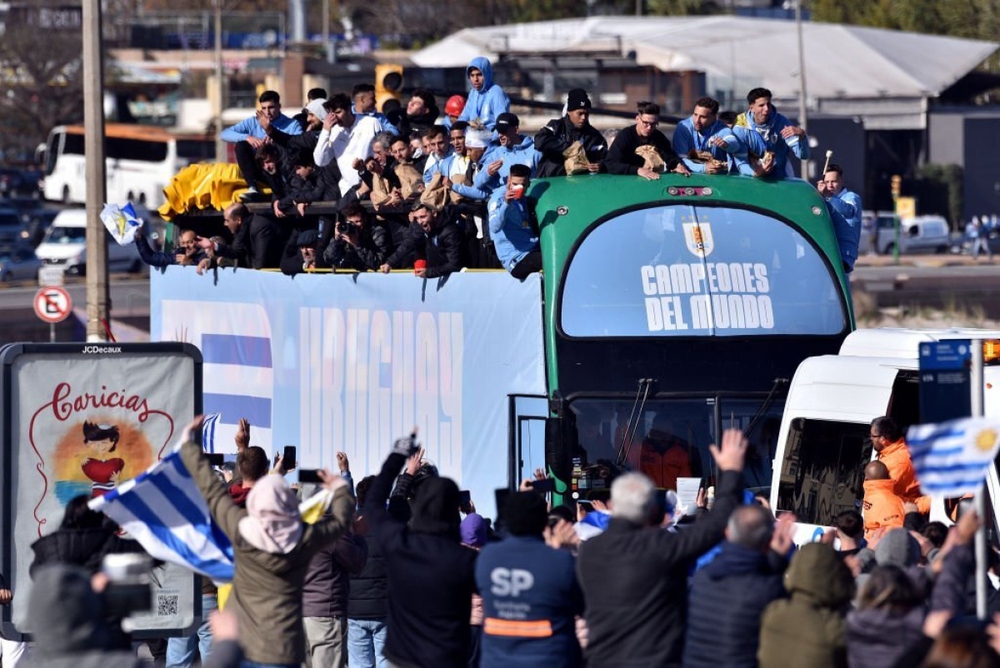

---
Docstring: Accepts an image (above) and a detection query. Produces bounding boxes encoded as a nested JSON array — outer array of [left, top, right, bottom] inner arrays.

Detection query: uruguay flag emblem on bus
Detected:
[[160, 301, 275, 449], [683, 222, 715, 258]]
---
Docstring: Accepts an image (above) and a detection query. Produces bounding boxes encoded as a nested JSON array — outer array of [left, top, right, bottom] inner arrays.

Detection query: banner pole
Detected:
[[972, 339, 987, 620]]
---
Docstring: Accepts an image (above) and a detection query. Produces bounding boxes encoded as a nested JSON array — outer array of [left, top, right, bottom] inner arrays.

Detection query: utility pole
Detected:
[[795, 0, 810, 180], [82, 0, 109, 342], [214, 0, 226, 162]]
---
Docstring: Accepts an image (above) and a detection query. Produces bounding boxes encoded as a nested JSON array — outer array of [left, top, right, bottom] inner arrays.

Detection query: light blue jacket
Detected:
[[457, 57, 510, 132], [474, 135, 542, 194], [220, 113, 302, 142], [713, 126, 768, 176], [353, 107, 400, 136], [827, 187, 863, 271], [488, 187, 539, 272], [735, 105, 811, 178], [672, 117, 729, 173]]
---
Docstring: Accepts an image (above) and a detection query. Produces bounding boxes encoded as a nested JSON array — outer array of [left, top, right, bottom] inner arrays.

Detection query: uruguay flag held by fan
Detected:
[[89, 447, 236, 582], [907, 416, 1000, 497]]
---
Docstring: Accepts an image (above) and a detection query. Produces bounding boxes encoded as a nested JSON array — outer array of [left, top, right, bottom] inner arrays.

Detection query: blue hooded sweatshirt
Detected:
[[474, 134, 542, 194], [671, 117, 728, 174], [735, 104, 811, 178], [826, 187, 863, 272], [488, 186, 539, 272], [457, 57, 511, 132], [713, 126, 768, 176]]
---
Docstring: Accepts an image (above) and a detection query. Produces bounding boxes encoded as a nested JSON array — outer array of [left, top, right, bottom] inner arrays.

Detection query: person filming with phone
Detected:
[[487, 163, 541, 279]]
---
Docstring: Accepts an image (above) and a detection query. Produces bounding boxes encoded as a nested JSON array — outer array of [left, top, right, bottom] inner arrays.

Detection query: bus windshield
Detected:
[[569, 397, 783, 494], [560, 204, 847, 337]]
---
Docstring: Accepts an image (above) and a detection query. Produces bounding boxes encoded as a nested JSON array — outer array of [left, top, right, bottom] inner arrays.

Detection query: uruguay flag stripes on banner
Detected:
[[907, 417, 1000, 497], [89, 448, 236, 582]]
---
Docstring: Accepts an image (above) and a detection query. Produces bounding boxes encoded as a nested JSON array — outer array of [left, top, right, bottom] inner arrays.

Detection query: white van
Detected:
[[770, 328, 1000, 544], [35, 208, 143, 275]]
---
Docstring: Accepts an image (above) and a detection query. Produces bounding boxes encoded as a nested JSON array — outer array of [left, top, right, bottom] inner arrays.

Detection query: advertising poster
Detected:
[[1, 343, 202, 638]]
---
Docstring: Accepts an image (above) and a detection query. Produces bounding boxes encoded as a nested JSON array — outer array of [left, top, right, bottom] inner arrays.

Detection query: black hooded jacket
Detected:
[[363, 451, 477, 668], [30, 525, 144, 578]]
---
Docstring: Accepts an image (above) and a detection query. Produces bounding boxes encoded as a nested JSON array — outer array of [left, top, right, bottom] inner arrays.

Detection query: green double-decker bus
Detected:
[[532, 173, 854, 497]]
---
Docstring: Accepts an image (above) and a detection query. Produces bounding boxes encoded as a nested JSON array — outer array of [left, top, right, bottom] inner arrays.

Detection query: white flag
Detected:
[[907, 417, 1000, 497], [100, 202, 143, 246]]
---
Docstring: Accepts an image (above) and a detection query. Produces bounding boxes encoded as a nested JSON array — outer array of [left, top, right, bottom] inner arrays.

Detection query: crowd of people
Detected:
[[140, 58, 862, 279], [5, 413, 1000, 668]]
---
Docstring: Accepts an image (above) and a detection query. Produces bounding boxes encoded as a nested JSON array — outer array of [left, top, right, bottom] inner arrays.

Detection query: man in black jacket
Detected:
[[603, 101, 689, 180], [533, 89, 607, 177], [576, 428, 748, 668], [378, 203, 465, 278], [683, 505, 793, 668], [363, 436, 477, 668], [325, 203, 392, 272], [212, 202, 288, 270]]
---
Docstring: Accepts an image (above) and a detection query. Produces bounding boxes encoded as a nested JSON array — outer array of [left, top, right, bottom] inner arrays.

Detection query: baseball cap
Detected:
[[496, 112, 520, 132]]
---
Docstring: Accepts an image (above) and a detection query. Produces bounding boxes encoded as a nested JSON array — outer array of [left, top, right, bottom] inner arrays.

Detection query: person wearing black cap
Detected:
[[487, 163, 541, 279], [475, 491, 583, 668], [534, 88, 607, 178], [474, 112, 541, 195], [603, 101, 689, 180], [279, 227, 325, 275]]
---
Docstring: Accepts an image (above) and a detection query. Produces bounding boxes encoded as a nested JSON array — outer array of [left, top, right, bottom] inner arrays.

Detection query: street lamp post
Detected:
[[891, 175, 902, 265]]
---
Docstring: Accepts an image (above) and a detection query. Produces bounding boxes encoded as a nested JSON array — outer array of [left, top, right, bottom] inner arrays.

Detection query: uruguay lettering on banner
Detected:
[[641, 221, 775, 333]]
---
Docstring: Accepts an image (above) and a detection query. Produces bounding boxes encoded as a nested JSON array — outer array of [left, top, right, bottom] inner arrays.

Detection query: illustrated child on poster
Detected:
[[81, 421, 124, 498]]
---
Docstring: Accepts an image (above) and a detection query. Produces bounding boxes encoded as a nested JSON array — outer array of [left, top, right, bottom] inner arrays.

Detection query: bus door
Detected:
[[507, 394, 548, 491]]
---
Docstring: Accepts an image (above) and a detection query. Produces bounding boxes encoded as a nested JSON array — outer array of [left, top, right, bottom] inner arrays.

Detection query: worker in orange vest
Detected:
[[862, 460, 906, 542], [870, 416, 930, 514]]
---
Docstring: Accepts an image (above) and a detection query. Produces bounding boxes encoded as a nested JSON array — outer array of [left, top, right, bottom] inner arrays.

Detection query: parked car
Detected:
[[35, 208, 143, 275], [20, 208, 60, 248], [860, 212, 950, 255], [0, 168, 43, 199], [0, 244, 42, 281], [0, 207, 25, 247]]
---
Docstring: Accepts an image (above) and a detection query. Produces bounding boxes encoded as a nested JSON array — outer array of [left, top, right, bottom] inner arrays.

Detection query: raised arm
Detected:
[[178, 421, 245, 540]]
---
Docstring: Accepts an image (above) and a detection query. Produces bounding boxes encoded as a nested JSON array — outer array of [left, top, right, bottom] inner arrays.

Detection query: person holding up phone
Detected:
[[577, 428, 749, 668], [486, 163, 541, 280], [177, 416, 354, 668]]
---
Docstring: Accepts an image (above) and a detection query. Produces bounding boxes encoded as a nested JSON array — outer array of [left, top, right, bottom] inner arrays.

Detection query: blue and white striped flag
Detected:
[[202, 413, 222, 453], [89, 448, 236, 582], [907, 417, 1000, 497]]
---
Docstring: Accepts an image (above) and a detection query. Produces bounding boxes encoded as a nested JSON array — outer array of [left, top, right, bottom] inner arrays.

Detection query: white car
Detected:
[[35, 208, 144, 275]]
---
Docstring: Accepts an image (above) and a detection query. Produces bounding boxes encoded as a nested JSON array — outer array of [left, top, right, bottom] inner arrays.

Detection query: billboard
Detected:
[[151, 268, 547, 511], [0, 342, 202, 638]]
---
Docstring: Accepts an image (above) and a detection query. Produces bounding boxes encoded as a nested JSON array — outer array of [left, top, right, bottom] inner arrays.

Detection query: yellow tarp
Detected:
[[158, 163, 263, 221]]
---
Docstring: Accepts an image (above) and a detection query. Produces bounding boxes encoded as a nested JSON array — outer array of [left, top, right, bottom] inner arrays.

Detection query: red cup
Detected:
[[414, 259, 427, 275]]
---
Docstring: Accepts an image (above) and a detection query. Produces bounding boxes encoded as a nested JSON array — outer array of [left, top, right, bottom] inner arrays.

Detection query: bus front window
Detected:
[[569, 397, 783, 496]]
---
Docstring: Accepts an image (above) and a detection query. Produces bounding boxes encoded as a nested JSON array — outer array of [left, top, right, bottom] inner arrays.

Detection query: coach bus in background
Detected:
[[536, 174, 854, 500], [38, 124, 215, 208]]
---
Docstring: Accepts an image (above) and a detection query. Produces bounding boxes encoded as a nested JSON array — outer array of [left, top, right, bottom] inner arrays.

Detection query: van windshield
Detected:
[[47, 226, 86, 244]]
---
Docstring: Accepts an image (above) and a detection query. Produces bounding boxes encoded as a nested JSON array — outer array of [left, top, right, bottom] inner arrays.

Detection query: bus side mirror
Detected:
[[545, 415, 576, 483]]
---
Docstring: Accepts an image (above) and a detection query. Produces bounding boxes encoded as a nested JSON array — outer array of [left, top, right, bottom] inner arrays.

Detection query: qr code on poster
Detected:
[[156, 594, 179, 617]]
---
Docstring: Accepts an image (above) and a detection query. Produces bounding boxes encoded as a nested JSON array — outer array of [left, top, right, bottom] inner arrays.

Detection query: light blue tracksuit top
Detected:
[[457, 57, 510, 132]]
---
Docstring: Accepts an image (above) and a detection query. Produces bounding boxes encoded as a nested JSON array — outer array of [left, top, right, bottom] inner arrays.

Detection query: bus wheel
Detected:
[[138, 193, 147, 206], [62, 186, 71, 204]]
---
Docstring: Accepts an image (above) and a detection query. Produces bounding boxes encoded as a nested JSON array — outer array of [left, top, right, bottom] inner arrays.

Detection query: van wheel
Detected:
[[935, 245, 947, 254], [884, 242, 896, 256]]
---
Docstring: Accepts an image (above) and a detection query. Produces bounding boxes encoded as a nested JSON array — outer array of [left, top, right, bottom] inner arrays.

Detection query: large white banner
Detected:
[[151, 269, 546, 514]]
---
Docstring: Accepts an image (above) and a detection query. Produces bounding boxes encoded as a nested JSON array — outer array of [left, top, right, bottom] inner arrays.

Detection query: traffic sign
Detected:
[[38, 265, 66, 287], [919, 340, 971, 423], [33, 287, 72, 324]]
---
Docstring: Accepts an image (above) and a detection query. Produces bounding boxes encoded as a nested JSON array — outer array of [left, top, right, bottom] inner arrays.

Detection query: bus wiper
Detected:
[[743, 377, 789, 439], [615, 378, 654, 468]]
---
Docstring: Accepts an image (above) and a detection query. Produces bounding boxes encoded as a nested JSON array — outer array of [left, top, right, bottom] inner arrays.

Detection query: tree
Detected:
[[0, 4, 86, 162]]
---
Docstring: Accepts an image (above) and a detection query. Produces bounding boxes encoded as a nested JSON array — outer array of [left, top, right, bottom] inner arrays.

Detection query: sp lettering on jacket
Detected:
[[490, 567, 534, 597]]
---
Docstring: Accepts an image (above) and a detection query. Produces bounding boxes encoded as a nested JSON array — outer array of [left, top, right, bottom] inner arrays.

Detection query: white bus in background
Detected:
[[39, 124, 215, 207]]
